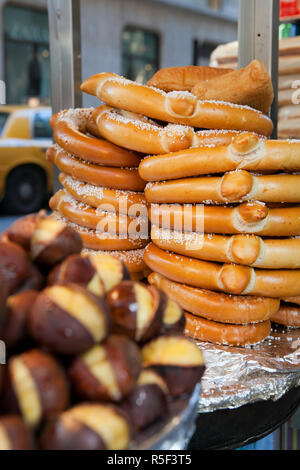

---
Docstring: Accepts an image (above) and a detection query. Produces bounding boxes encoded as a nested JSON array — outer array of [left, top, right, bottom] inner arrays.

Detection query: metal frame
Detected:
[[47, 0, 82, 191], [238, 0, 280, 136]]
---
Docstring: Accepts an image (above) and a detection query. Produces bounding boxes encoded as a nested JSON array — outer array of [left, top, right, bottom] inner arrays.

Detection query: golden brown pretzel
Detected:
[[148, 272, 279, 325], [93, 105, 246, 154], [147, 65, 233, 92], [50, 108, 141, 167], [185, 312, 271, 346], [149, 202, 300, 237], [59, 173, 147, 214], [50, 190, 149, 237], [144, 243, 300, 298], [46, 146, 146, 191], [270, 303, 300, 327], [82, 248, 147, 274], [139, 132, 300, 182], [81, 72, 273, 136], [51, 213, 148, 251], [151, 226, 300, 269], [145, 171, 300, 204]]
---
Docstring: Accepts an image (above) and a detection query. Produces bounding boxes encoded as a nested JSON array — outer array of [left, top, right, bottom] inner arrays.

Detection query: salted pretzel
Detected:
[[46, 146, 146, 191], [151, 226, 300, 269], [149, 202, 300, 237], [138, 132, 300, 182], [270, 303, 300, 328], [59, 174, 147, 214], [93, 105, 246, 154], [148, 272, 279, 325], [81, 72, 273, 136], [51, 213, 147, 251], [147, 65, 233, 92], [145, 171, 300, 204], [50, 108, 141, 167], [144, 243, 300, 298], [185, 312, 271, 347], [281, 296, 300, 306], [82, 248, 147, 274], [50, 190, 149, 237]]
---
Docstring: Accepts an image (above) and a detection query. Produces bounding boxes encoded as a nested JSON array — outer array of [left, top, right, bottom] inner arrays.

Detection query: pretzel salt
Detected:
[[185, 312, 271, 346], [50, 190, 149, 237], [50, 108, 140, 167], [144, 243, 300, 298], [46, 146, 146, 192], [151, 226, 300, 269], [93, 105, 246, 154], [148, 272, 279, 325], [270, 303, 300, 328], [139, 132, 300, 182], [81, 72, 273, 136], [59, 174, 147, 214], [149, 202, 300, 237], [145, 171, 300, 204]]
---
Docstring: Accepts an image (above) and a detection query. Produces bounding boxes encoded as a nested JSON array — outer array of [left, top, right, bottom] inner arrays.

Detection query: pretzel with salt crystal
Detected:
[[145, 171, 300, 204], [51, 213, 147, 251], [81, 72, 273, 136], [50, 108, 141, 167], [270, 303, 300, 328], [82, 248, 147, 274], [185, 312, 271, 346], [50, 190, 149, 237], [148, 272, 279, 325], [59, 173, 147, 214], [149, 202, 300, 237], [139, 132, 300, 182], [151, 226, 300, 269], [144, 243, 300, 298], [93, 105, 246, 154], [46, 146, 146, 192]]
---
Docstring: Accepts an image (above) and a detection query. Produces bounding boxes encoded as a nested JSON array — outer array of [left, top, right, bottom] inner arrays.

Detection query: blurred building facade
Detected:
[[0, 0, 238, 106]]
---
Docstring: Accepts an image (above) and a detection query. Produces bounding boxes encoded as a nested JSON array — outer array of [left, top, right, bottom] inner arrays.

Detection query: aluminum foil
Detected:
[[197, 324, 300, 413]]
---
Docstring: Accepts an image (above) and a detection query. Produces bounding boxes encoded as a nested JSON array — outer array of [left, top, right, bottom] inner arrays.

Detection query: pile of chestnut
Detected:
[[0, 212, 205, 450]]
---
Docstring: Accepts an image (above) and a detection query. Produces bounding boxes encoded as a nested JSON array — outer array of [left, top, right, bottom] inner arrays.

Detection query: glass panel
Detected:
[[33, 111, 52, 139], [122, 27, 159, 83], [4, 5, 49, 43], [4, 6, 50, 105], [0, 112, 10, 135]]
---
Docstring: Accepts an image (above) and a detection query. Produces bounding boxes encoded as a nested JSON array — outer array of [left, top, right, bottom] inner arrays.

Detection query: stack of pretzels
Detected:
[[46, 108, 150, 280], [48, 68, 300, 347]]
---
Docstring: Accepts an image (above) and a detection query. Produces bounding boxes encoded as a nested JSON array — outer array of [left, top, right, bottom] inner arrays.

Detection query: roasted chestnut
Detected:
[[6, 211, 46, 251], [2, 349, 70, 428], [30, 216, 82, 266], [122, 368, 168, 431], [69, 335, 141, 401], [107, 281, 165, 342], [84, 252, 130, 292], [40, 403, 131, 450], [28, 284, 111, 355], [161, 298, 186, 335], [0, 240, 30, 295], [141, 335, 205, 397], [0, 290, 39, 351], [0, 415, 34, 450]]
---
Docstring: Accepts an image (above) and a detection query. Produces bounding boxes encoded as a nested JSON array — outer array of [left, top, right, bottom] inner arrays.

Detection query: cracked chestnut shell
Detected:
[[68, 334, 141, 402], [28, 283, 111, 355], [107, 281, 166, 342]]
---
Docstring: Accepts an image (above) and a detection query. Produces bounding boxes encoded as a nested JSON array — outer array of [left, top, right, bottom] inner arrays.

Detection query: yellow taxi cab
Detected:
[[0, 105, 53, 214]]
